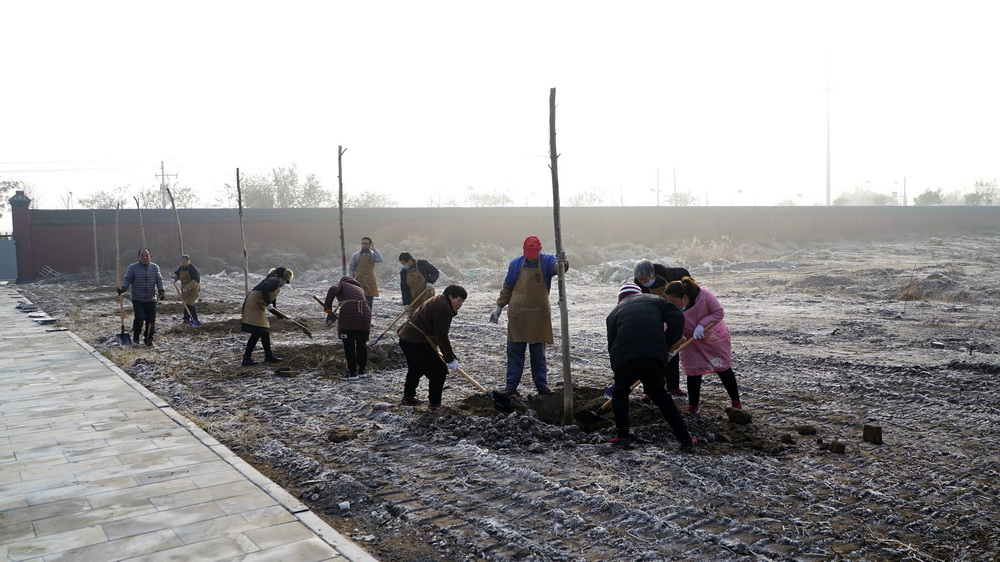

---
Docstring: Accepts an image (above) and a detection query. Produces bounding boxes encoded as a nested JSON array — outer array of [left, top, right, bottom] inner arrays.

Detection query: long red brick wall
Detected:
[[10, 204, 1000, 282]]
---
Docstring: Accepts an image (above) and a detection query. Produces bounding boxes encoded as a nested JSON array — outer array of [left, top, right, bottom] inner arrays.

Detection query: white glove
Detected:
[[267, 304, 275, 312], [489, 306, 503, 324], [285, 318, 294, 324], [556, 250, 568, 264], [447, 359, 459, 373], [426, 282, 434, 290], [693, 324, 705, 339]]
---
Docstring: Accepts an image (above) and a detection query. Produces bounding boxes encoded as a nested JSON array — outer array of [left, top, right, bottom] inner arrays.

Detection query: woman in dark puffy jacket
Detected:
[[324, 276, 373, 380]]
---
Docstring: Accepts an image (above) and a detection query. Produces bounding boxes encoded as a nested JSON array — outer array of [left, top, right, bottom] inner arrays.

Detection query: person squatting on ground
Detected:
[[323, 276, 372, 381], [397, 284, 468, 410], [172, 254, 201, 325], [348, 236, 383, 310], [398, 252, 439, 313], [490, 236, 568, 395], [634, 259, 691, 396], [664, 276, 743, 414], [240, 267, 294, 366], [118, 248, 165, 347], [606, 282, 696, 450]]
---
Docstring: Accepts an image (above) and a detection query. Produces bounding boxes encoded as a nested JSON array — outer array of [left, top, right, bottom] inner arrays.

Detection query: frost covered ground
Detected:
[[24, 234, 1000, 561]]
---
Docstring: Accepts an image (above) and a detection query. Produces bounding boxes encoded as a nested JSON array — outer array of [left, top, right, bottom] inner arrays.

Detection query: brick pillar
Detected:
[[9, 190, 33, 283]]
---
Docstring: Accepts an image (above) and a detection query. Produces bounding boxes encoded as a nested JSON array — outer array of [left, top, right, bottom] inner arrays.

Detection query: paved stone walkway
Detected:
[[0, 285, 376, 561]]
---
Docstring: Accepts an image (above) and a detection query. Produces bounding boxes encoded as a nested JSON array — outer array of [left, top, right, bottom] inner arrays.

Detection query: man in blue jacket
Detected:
[[489, 236, 568, 395], [118, 248, 165, 347]]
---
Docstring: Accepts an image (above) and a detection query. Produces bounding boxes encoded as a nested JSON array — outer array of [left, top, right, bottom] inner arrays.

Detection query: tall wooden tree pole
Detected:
[[167, 188, 183, 256], [549, 87, 573, 423], [338, 146, 348, 276], [237, 168, 249, 294], [92, 210, 99, 284], [133, 196, 146, 249]]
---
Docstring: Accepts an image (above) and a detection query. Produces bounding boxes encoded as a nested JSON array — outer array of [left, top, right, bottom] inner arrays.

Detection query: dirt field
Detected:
[[22, 234, 1000, 561]]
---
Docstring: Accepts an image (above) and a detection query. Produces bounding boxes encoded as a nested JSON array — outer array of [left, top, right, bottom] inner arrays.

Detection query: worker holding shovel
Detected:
[[240, 267, 293, 366], [397, 284, 468, 410], [634, 259, 691, 396], [605, 282, 695, 451], [664, 276, 744, 415], [171, 254, 201, 325], [323, 276, 372, 381], [398, 252, 439, 313], [118, 248, 165, 348]]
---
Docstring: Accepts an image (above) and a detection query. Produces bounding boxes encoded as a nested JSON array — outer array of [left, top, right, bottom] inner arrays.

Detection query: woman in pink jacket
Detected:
[[663, 277, 743, 414]]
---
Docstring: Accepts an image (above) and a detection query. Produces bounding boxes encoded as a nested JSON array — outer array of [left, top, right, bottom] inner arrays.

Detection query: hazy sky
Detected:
[[3, 0, 1000, 221]]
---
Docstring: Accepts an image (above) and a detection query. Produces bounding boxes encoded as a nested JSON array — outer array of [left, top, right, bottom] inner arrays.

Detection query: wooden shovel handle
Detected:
[[268, 307, 313, 338], [370, 286, 429, 345]]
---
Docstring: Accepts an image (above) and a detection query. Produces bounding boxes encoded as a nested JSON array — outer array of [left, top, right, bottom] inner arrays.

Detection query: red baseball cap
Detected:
[[523, 236, 542, 259]]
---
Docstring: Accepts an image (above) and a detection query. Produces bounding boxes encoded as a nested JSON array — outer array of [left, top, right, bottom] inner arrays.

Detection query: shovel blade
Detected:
[[488, 391, 515, 412], [117, 332, 132, 346], [368, 345, 385, 364], [574, 408, 604, 424], [188, 319, 202, 327]]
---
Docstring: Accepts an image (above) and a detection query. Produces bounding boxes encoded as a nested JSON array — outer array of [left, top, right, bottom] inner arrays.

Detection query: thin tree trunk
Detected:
[[549, 87, 573, 424], [167, 188, 183, 256], [237, 168, 249, 294], [133, 196, 146, 249], [92, 210, 99, 284], [338, 146, 348, 276]]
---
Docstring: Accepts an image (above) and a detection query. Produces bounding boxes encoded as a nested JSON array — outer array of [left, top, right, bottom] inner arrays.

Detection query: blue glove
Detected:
[[489, 306, 503, 324], [603, 384, 615, 399], [693, 324, 705, 339], [447, 359, 459, 373]]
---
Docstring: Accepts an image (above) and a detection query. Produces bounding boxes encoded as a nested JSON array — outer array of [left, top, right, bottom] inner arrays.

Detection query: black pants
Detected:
[[340, 329, 370, 375], [666, 353, 681, 390], [183, 305, 199, 324], [612, 357, 692, 445], [131, 300, 157, 344], [366, 296, 374, 310], [400, 339, 447, 404], [244, 332, 275, 359], [687, 368, 741, 408]]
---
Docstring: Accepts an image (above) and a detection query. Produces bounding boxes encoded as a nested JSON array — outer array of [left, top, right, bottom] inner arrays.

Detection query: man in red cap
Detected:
[[489, 235, 568, 395]]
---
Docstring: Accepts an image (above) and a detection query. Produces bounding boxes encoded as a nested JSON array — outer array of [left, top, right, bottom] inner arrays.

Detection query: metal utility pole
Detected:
[[826, 63, 832, 206], [549, 87, 573, 425], [155, 160, 177, 208], [237, 168, 249, 294]]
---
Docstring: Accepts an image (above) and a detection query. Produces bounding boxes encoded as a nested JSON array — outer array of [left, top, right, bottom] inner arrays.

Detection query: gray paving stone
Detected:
[[44, 529, 183, 562]]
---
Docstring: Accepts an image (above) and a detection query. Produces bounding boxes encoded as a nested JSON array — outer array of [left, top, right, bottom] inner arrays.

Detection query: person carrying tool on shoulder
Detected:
[[606, 282, 695, 451], [634, 259, 691, 396], [324, 276, 372, 381], [398, 252, 439, 313], [118, 248, 165, 347], [348, 236, 383, 311], [240, 267, 293, 366], [489, 235, 568, 396], [171, 254, 201, 325], [664, 276, 743, 415], [397, 284, 468, 410]]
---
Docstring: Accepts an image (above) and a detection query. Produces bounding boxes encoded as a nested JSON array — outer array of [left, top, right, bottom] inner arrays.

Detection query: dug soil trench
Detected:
[[24, 235, 1000, 561]]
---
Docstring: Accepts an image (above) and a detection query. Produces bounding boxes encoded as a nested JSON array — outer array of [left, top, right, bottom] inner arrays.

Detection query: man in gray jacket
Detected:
[[119, 248, 165, 347]]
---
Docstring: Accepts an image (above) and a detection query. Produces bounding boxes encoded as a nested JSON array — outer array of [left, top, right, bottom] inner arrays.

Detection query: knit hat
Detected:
[[618, 282, 642, 302], [522, 236, 542, 259]]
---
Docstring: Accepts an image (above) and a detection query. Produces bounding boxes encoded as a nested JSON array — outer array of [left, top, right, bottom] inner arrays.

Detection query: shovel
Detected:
[[268, 307, 313, 338], [173, 281, 202, 327], [367, 286, 429, 365], [312, 295, 338, 326], [574, 323, 713, 424], [421, 333, 514, 413]]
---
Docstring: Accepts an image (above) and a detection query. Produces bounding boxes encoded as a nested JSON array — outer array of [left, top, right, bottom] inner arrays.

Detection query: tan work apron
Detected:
[[406, 267, 433, 309], [178, 269, 200, 305], [242, 287, 281, 328], [355, 253, 379, 297], [506, 260, 553, 344]]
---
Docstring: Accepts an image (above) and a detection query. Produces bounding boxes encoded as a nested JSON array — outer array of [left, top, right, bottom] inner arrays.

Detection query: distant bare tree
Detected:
[[77, 185, 133, 209], [913, 188, 944, 206], [963, 179, 998, 206], [665, 191, 698, 207], [345, 191, 398, 208], [567, 187, 605, 206], [466, 189, 513, 207], [222, 164, 331, 208]]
